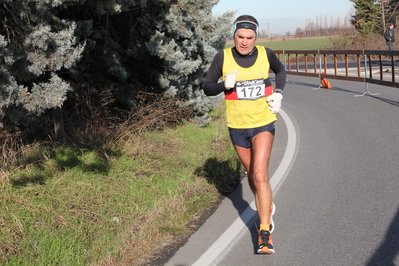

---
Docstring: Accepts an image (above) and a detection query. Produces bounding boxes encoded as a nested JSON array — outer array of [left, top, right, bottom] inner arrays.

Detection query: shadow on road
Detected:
[[196, 157, 260, 253], [286, 78, 399, 108], [366, 205, 399, 266], [368, 95, 399, 108], [332, 87, 399, 108], [195, 157, 242, 196]]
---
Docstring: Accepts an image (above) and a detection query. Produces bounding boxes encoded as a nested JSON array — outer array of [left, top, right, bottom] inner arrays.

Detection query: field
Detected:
[[225, 36, 334, 50]]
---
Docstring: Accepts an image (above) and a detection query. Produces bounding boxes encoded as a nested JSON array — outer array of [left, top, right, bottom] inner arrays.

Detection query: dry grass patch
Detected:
[[0, 101, 238, 265]]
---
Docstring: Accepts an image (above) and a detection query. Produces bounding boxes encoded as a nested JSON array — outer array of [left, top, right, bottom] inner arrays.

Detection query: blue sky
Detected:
[[212, 0, 355, 34]]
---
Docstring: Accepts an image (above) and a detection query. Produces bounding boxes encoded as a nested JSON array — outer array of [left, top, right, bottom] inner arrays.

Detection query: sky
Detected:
[[212, 0, 355, 35]]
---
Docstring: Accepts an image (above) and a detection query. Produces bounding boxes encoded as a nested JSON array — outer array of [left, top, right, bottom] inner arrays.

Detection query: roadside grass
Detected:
[[0, 104, 240, 265]]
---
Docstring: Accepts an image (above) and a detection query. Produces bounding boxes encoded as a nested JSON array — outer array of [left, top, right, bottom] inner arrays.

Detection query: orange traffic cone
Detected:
[[320, 72, 332, 89]]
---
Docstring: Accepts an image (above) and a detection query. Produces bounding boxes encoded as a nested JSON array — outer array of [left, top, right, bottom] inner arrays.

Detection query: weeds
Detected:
[[0, 93, 237, 265], [330, 33, 388, 50]]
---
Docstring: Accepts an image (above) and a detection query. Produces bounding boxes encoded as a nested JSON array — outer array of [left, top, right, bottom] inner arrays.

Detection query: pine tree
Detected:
[[142, 1, 234, 126], [0, 0, 234, 140], [350, 0, 382, 35], [0, 1, 85, 139], [384, 0, 399, 28]]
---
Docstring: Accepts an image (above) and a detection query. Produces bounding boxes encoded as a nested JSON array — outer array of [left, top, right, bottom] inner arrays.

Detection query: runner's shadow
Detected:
[[195, 158, 259, 253], [195, 157, 242, 196], [366, 205, 399, 266], [225, 175, 263, 254], [195, 157, 254, 221]]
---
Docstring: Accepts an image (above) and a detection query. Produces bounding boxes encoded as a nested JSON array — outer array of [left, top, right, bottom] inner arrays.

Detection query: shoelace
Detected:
[[260, 231, 271, 244]]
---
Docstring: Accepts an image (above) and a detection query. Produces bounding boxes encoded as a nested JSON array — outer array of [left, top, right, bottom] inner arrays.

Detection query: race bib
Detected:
[[236, 78, 266, 100]]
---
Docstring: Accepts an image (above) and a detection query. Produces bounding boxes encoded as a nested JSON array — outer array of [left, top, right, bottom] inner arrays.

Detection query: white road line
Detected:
[[192, 108, 297, 266]]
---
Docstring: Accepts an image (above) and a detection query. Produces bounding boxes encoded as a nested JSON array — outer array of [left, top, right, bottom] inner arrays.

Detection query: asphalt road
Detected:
[[165, 75, 399, 266]]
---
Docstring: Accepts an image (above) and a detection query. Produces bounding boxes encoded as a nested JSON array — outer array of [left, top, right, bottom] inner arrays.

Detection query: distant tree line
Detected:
[[255, 15, 356, 39], [261, 0, 399, 38], [0, 0, 234, 142], [294, 15, 355, 38]]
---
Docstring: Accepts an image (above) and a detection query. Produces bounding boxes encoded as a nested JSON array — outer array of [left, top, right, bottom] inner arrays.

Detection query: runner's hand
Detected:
[[267, 93, 283, 113], [225, 69, 237, 90]]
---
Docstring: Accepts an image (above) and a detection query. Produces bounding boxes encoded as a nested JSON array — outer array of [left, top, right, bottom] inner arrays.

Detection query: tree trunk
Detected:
[[52, 107, 66, 143]]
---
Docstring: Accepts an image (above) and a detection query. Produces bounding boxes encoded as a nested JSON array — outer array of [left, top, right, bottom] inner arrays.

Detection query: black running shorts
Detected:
[[228, 122, 275, 148]]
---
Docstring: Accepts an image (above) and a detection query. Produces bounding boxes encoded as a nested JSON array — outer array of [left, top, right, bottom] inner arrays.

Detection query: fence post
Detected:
[[312, 50, 323, 90], [283, 50, 287, 71], [355, 50, 380, 97]]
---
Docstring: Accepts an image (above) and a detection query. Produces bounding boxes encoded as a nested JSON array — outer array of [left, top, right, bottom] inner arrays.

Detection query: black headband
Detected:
[[232, 21, 259, 36]]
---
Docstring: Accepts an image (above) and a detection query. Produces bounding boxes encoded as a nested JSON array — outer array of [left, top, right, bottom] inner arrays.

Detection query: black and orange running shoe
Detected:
[[257, 230, 275, 254]]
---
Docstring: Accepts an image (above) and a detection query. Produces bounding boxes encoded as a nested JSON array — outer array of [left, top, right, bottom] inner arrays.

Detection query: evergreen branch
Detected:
[[2, 3, 29, 33]]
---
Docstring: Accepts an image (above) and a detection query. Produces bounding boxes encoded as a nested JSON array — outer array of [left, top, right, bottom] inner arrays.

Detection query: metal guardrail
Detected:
[[273, 50, 399, 89]]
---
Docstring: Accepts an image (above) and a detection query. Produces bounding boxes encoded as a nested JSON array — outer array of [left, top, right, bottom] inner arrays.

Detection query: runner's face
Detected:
[[234, 28, 256, 55]]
